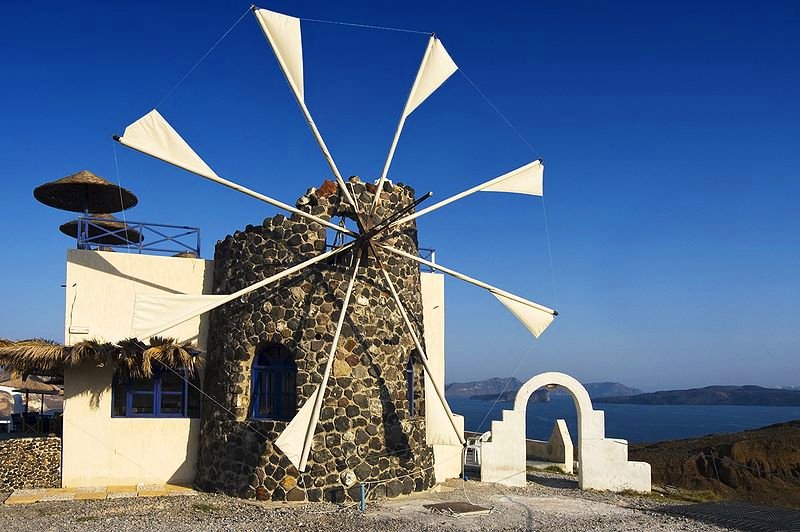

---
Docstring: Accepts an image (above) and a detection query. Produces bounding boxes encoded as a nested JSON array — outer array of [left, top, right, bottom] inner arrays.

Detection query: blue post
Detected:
[[360, 483, 366, 512]]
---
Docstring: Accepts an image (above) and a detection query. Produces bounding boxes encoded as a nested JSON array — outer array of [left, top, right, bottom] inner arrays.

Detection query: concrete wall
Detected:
[[421, 272, 465, 482], [64, 249, 214, 345], [62, 250, 213, 487], [62, 364, 200, 487], [526, 419, 574, 474]]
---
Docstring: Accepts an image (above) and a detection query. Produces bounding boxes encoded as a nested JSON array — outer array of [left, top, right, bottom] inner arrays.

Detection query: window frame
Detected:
[[407, 354, 416, 418], [111, 366, 199, 419], [250, 344, 297, 421]]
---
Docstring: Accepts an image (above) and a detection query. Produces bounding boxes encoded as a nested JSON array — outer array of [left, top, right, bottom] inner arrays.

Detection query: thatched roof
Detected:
[[33, 170, 138, 213], [0, 337, 201, 380], [59, 213, 144, 245]]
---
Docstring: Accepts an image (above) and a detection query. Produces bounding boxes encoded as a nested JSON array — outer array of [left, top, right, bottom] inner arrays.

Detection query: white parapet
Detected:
[[479, 371, 651, 493]]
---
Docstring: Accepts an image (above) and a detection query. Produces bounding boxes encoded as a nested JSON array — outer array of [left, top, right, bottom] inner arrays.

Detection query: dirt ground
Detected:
[[0, 471, 753, 532]]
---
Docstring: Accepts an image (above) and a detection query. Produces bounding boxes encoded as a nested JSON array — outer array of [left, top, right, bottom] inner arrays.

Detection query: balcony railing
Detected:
[[76, 217, 201, 257]]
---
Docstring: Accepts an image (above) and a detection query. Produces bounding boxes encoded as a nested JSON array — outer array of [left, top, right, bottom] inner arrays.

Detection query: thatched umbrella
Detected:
[[59, 213, 144, 245], [33, 170, 138, 213], [0, 373, 61, 414]]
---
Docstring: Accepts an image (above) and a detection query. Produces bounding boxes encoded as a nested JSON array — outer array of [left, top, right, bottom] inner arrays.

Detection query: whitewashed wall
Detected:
[[421, 272, 464, 482], [62, 250, 213, 487]]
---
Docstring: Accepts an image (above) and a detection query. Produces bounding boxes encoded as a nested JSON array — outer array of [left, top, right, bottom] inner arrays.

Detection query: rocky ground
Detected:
[[0, 472, 742, 532]]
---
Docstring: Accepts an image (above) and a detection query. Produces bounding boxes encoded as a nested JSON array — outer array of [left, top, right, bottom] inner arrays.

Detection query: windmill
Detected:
[[113, 6, 557, 479]]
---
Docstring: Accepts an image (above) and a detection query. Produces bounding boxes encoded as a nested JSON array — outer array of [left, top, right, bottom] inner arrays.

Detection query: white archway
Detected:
[[479, 372, 651, 493]]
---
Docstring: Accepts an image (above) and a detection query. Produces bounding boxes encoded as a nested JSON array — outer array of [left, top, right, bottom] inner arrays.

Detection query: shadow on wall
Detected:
[[63, 363, 108, 410]]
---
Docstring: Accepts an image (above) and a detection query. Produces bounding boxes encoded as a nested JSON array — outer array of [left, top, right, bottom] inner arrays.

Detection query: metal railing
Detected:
[[323, 241, 437, 272], [418, 247, 437, 272], [76, 216, 201, 257]]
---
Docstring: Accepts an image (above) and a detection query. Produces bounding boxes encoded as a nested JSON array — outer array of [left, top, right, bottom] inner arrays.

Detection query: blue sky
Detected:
[[1, 1, 797, 390]]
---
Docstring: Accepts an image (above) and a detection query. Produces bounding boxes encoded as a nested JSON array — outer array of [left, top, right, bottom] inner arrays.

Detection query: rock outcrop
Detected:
[[631, 420, 800, 508]]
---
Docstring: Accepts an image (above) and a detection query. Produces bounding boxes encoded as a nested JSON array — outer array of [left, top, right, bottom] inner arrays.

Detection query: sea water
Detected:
[[447, 395, 800, 443]]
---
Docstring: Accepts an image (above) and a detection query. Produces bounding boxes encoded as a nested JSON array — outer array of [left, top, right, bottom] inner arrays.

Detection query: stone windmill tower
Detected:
[[113, 6, 557, 502], [195, 179, 435, 501]]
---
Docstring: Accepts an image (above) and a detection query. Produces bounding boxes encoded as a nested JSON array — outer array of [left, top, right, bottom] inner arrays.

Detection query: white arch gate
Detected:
[[479, 372, 651, 492]]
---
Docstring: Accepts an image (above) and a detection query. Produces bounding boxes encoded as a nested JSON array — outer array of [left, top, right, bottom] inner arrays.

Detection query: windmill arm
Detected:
[[137, 241, 358, 340], [252, 8, 360, 215], [296, 249, 363, 471], [379, 244, 557, 338], [370, 35, 436, 216], [113, 135, 356, 238], [391, 159, 543, 227], [373, 249, 465, 445]]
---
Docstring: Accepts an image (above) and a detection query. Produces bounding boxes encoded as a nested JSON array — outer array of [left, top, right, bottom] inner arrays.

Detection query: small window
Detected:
[[407, 352, 423, 418], [251, 343, 297, 420], [112, 365, 201, 418], [407, 354, 415, 417]]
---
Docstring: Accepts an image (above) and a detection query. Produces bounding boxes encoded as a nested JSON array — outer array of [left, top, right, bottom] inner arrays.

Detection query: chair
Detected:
[[464, 431, 492, 467], [11, 413, 23, 433], [21, 412, 40, 434]]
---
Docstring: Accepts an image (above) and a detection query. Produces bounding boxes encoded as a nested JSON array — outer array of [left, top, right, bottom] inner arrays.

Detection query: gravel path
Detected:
[[0, 472, 734, 531]]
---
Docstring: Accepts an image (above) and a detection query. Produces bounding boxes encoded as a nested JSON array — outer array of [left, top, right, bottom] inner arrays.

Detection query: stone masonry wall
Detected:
[[196, 177, 435, 502], [0, 437, 61, 491]]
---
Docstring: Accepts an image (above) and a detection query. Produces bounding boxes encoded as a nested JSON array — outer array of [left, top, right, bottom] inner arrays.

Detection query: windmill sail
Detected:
[[403, 37, 457, 118], [253, 8, 305, 102], [392, 160, 544, 226], [372, 36, 458, 213], [480, 159, 544, 196], [275, 386, 320, 469], [491, 291, 554, 338], [132, 293, 226, 338], [381, 244, 556, 339], [117, 110, 219, 180]]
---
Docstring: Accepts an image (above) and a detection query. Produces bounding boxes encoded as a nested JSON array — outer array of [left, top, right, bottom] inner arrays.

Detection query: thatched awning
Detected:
[[0, 337, 201, 380]]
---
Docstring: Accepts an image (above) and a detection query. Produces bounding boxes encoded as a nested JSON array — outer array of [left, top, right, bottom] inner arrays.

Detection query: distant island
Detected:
[[445, 377, 523, 398], [595, 385, 800, 406], [445, 377, 641, 402]]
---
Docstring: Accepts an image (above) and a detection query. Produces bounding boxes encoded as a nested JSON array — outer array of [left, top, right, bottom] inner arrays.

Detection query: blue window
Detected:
[[112, 365, 200, 418], [250, 343, 297, 420]]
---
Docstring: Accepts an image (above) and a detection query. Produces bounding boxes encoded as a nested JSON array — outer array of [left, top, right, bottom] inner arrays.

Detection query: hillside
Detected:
[[446, 377, 640, 400], [630, 421, 800, 508], [552, 382, 642, 398], [596, 385, 800, 406], [445, 377, 523, 397], [470, 388, 549, 403]]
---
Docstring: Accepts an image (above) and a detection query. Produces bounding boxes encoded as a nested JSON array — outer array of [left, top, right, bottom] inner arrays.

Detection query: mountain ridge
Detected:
[[596, 385, 800, 406], [445, 377, 641, 400]]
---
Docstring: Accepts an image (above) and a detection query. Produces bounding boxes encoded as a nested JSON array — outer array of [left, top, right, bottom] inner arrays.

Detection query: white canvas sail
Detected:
[[392, 160, 544, 226], [132, 293, 226, 338], [403, 38, 457, 118], [491, 291, 555, 338], [254, 8, 305, 102], [117, 110, 219, 180], [275, 387, 320, 469], [480, 160, 544, 196]]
